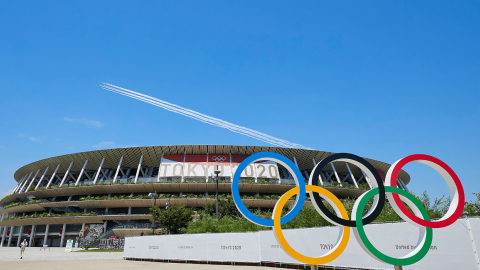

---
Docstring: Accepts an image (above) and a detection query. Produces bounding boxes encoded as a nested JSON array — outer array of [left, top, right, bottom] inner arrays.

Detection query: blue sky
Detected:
[[0, 1, 478, 202]]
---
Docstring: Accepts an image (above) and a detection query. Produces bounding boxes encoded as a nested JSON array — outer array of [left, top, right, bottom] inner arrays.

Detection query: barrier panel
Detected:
[[329, 218, 478, 269], [124, 232, 260, 263], [99, 238, 125, 249], [468, 217, 480, 267], [259, 227, 343, 265], [124, 217, 480, 270]]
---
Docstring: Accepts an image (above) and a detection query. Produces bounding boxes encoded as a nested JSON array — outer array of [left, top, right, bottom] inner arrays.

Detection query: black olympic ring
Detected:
[[309, 153, 385, 227]]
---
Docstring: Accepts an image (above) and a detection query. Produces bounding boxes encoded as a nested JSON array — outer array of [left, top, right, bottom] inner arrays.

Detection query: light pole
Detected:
[[148, 191, 157, 235], [165, 195, 171, 234], [214, 165, 221, 220]]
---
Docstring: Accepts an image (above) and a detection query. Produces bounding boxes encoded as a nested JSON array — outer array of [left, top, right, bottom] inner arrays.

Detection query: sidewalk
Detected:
[[0, 259, 266, 270], [0, 247, 123, 261], [0, 247, 265, 270]]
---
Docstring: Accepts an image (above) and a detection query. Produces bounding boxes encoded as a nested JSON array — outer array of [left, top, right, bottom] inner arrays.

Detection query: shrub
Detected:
[[4, 200, 41, 209], [464, 192, 480, 216], [150, 204, 194, 234]]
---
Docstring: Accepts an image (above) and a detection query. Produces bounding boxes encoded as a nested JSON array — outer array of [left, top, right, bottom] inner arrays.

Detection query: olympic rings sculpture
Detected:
[[231, 152, 465, 266]]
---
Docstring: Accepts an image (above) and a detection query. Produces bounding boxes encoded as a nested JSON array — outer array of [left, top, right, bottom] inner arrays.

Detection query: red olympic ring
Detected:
[[385, 154, 465, 228]]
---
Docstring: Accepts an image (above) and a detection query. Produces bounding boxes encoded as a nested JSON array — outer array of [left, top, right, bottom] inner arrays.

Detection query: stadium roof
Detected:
[[14, 145, 410, 184]]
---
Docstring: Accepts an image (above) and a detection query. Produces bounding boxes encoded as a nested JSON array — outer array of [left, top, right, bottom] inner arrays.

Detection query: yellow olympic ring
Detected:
[[272, 185, 351, 265]]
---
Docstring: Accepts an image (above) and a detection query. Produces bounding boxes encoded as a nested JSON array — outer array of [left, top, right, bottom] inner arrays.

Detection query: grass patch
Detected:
[[76, 249, 123, 252]]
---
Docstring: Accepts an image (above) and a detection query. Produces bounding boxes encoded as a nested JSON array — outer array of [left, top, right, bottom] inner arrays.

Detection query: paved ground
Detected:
[[0, 247, 123, 261], [0, 247, 266, 270], [0, 260, 269, 270]]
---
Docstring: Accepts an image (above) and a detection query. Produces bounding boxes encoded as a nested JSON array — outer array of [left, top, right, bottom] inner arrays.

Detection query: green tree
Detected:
[[150, 204, 194, 234], [203, 196, 244, 219], [280, 204, 332, 229], [404, 190, 455, 219], [464, 192, 480, 216], [186, 214, 269, 234], [187, 204, 334, 234]]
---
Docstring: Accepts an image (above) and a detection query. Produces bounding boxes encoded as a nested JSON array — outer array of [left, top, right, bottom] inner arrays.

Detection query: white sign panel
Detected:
[[124, 232, 260, 263], [158, 155, 280, 179], [469, 217, 480, 268], [259, 227, 344, 265], [159, 155, 186, 177], [124, 218, 480, 269], [65, 239, 73, 252], [207, 154, 232, 178]]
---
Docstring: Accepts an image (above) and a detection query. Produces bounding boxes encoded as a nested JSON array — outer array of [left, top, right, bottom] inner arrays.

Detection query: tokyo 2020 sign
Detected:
[[231, 152, 465, 266]]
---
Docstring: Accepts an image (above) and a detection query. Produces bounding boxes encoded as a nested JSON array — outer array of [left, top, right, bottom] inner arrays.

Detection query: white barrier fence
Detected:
[[124, 217, 480, 270]]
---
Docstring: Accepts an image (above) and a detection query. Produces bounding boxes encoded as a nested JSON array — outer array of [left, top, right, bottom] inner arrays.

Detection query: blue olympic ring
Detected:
[[231, 152, 306, 226]]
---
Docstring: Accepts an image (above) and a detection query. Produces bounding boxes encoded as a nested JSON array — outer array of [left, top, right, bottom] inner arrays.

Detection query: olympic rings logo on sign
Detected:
[[212, 156, 227, 162], [231, 152, 465, 266]]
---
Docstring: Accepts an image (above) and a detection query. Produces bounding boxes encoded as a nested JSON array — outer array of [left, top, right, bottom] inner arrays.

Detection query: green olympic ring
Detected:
[[352, 186, 433, 266]]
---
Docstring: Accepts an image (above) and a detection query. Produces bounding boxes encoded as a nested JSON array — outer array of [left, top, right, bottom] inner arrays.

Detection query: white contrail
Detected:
[[100, 83, 310, 149]]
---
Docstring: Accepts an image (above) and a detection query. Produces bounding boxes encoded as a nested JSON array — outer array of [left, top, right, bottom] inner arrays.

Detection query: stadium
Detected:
[[0, 145, 410, 248]]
